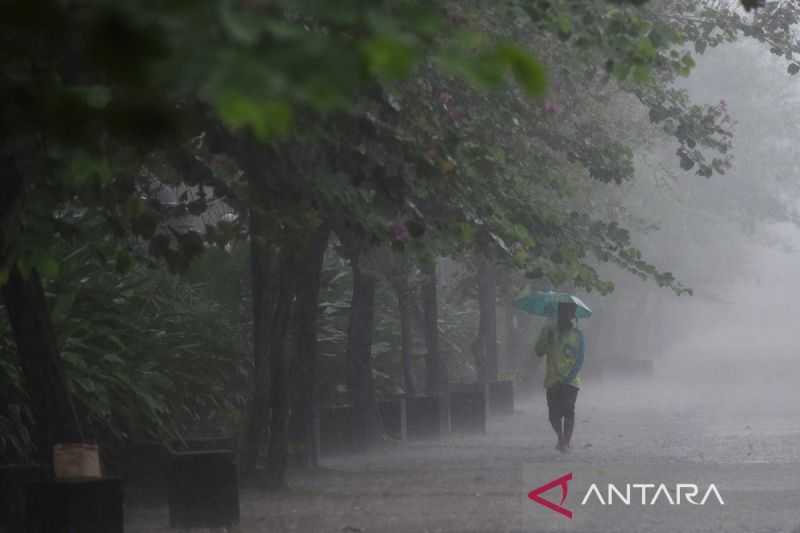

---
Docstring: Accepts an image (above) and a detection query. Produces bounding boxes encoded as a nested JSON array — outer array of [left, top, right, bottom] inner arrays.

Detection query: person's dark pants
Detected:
[[546, 383, 579, 444]]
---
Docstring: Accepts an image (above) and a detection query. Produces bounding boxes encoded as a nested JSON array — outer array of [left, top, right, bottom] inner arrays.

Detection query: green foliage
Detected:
[[0, 243, 245, 450], [440, 37, 548, 96], [0, 0, 552, 291], [0, 346, 33, 461], [6, 0, 794, 456]]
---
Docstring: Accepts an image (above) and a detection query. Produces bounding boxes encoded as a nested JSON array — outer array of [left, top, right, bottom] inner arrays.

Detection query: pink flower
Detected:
[[544, 100, 561, 114], [391, 222, 410, 242]]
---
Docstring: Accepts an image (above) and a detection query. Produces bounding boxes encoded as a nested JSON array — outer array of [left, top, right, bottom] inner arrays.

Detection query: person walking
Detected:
[[534, 302, 584, 452]]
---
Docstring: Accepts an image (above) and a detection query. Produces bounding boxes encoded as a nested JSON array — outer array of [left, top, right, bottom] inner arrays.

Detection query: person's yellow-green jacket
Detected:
[[534, 325, 584, 389]]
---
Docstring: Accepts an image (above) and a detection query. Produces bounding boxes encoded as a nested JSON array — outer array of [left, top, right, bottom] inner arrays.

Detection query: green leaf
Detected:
[[72, 85, 112, 110], [635, 37, 656, 60], [499, 45, 547, 96], [679, 53, 696, 76], [36, 255, 60, 279], [612, 61, 632, 80], [458, 223, 476, 244], [632, 64, 650, 82], [216, 92, 293, 139], [131, 209, 159, 239], [556, 13, 572, 38], [363, 36, 417, 80], [66, 152, 112, 187], [125, 197, 145, 220], [219, 0, 261, 45], [115, 249, 133, 274], [103, 353, 126, 365], [694, 40, 707, 54]]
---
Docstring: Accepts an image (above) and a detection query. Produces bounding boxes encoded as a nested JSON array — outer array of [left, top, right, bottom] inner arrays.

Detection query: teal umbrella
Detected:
[[513, 291, 592, 319]]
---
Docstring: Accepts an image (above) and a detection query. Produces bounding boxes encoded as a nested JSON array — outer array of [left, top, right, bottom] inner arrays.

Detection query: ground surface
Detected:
[[127, 377, 800, 533]]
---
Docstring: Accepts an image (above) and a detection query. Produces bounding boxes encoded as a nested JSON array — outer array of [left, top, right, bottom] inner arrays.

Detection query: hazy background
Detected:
[[576, 38, 800, 426]]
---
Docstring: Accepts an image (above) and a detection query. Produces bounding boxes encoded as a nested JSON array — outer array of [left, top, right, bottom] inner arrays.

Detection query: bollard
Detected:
[[488, 380, 515, 415], [0, 465, 45, 532], [122, 441, 169, 506], [168, 450, 239, 529], [405, 393, 450, 440], [448, 383, 489, 434], [25, 478, 124, 533], [318, 405, 356, 456], [379, 397, 407, 440]]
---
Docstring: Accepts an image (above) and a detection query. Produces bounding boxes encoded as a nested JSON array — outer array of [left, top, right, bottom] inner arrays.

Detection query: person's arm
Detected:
[[562, 330, 585, 383], [534, 326, 553, 358]]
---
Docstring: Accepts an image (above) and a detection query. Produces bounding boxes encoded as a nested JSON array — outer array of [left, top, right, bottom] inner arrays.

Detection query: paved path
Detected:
[[127, 378, 800, 532]]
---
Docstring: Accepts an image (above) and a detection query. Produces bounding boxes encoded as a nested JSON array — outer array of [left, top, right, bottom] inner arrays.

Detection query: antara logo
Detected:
[[529, 473, 725, 519], [581, 482, 725, 506], [528, 473, 573, 519]]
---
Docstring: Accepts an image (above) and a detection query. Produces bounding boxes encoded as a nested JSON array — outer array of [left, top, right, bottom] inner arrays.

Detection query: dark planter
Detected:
[[168, 450, 239, 529], [290, 414, 321, 467], [121, 441, 169, 506], [318, 405, 355, 456], [405, 393, 450, 440], [448, 383, 489, 434], [25, 478, 123, 533], [488, 380, 515, 415], [379, 397, 407, 440], [0, 465, 45, 532]]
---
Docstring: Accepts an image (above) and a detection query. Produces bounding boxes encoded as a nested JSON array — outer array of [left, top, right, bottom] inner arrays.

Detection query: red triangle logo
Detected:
[[528, 472, 573, 519]]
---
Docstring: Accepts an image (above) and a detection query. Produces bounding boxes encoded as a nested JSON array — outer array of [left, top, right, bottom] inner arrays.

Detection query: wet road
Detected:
[[127, 377, 800, 532]]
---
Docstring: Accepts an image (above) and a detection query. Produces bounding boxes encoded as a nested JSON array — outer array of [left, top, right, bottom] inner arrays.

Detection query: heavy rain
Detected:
[[2, 1, 800, 532]]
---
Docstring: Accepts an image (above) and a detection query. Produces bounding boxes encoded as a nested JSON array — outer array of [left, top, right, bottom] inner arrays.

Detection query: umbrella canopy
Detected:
[[513, 291, 592, 319]]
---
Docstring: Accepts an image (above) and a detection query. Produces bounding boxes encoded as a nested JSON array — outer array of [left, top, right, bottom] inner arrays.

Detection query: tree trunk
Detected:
[[420, 257, 445, 392], [504, 292, 516, 376], [289, 226, 330, 468], [348, 255, 382, 451], [501, 271, 528, 377], [263, 248, 296, 490], [242, 210, 274, 475], [2, 266, 83, 465], [477, 229, 498, 383], [395, 251, 416, 396]]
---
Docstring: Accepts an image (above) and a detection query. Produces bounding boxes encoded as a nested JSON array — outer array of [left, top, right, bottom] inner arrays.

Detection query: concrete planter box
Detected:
[[318, 405, 355, 456], [25, 478, 123, 533], [378, 397, 407, 440], [0, 465, 45, 532], [448, 383, 489, 434], [488, 380, 515, 415], [121, 441, 169, 506], [405, 394, 450, 440], [290, 414, 321, 467], [168, 450, 239, 529]]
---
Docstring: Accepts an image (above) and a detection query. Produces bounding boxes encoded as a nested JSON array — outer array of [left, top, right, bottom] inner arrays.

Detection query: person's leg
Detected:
[[546, 386, 564, 448], [561, 385, 579, 450], [562, 416, 573, 450]]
